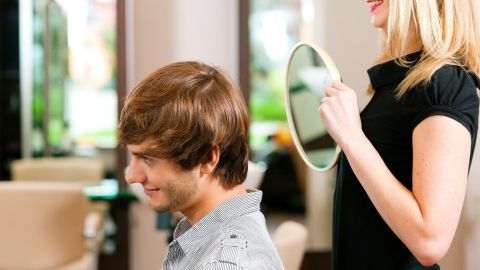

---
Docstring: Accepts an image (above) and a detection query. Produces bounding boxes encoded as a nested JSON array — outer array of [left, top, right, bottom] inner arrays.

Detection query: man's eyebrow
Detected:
[[130, 150, 148, 156], [131, 148, 156, 157]]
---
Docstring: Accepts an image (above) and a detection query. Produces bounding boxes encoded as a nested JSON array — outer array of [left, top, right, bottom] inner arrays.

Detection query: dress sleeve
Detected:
[[408, 65, 479, 135]]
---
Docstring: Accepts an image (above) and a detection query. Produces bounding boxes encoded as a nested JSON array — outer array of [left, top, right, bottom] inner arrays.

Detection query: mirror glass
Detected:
[[285, 42, 341, 171], [20, 0, 118, 177]]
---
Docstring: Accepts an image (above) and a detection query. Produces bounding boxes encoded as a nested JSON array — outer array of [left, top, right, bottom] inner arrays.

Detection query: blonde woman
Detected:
[[320, 0, 480, 269]]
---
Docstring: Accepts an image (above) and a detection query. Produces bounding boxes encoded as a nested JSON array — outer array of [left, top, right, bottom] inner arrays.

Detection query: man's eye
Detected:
[[142, 156, 151, 163]]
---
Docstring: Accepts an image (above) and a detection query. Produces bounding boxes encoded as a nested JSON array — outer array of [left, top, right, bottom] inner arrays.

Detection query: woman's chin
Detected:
[[370, 19, 386, 29]]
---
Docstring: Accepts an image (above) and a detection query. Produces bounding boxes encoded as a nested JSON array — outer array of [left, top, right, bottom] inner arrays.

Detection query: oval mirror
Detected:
[[285, 42, 341, 171]]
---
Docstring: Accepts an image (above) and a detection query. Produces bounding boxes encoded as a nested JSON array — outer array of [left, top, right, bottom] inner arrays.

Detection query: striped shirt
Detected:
[[162, 190, 284, 270]]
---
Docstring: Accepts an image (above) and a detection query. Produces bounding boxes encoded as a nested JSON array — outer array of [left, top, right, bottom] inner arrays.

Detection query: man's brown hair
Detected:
[[118, 61, 249, 188]]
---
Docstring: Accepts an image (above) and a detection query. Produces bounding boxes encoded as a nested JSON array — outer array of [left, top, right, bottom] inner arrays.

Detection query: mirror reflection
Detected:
[[22, 0, 118, 177], [286, 43, 340, 171]]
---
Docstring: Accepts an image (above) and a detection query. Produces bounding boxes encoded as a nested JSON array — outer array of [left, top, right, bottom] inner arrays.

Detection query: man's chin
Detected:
[[149, 201, 171, 212]]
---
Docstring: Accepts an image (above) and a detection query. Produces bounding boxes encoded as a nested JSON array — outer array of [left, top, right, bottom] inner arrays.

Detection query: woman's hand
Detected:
[[319, 81, 364, 147]]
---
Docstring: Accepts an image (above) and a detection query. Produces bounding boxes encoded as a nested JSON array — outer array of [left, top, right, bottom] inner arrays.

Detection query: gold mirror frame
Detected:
[[285, 42, 342, 172]]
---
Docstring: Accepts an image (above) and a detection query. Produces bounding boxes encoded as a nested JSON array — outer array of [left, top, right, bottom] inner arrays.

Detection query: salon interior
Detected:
[[1, 0, 479, 269]]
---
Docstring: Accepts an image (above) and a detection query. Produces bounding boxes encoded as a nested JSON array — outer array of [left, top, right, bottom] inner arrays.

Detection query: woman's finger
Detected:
[[321, 96, 332, 104], [331, 80, 349, 91], [325, 86, 340, 97], [319, 101, 330, 119]]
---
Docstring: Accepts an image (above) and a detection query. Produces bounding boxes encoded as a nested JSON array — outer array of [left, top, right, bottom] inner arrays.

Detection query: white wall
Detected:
[[126, 1, 239, 269], [130, 0, 238, 87], [465, 138, 480, 269]]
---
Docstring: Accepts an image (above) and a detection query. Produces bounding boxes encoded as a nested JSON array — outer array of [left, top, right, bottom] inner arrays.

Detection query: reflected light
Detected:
[[301, 0, 314, 23], [260, 10, 289, 62], [55, 0, 88, 50]]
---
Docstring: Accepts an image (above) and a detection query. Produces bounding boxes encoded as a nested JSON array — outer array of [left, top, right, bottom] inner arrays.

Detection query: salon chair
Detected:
[[10, 157, 104, 183], [10, 157, 110, 252], [10, 156, 109, 213], [272, 220, 308, 270], [243, 160, 267, 190], [0, 182, 102, 270]]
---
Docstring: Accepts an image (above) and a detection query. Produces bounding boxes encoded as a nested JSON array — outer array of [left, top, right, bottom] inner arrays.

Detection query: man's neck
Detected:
[[181, 182, 247, 225]]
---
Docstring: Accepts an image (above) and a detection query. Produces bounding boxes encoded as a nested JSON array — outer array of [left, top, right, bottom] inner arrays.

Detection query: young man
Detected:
[[118, 61, 284, 269]]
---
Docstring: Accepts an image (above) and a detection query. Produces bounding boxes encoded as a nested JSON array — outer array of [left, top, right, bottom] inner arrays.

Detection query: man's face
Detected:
[[125, 140, 200, 212]]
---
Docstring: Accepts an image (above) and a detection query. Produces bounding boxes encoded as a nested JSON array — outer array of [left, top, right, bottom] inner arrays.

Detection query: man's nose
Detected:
[[125, 160, 146, 184]]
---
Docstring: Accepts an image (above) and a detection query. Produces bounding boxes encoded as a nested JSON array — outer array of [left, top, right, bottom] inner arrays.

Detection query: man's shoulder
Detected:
[[197, 230, 284, 270], [197, 213, 284, 269], [220, 210, 270, 243]]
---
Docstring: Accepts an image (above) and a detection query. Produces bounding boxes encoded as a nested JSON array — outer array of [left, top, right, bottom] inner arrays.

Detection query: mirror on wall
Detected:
[[285, 42, 341, 171], [21, 0, 118, 176]]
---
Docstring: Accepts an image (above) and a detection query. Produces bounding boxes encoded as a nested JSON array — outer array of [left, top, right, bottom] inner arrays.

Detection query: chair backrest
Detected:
[[0, 181, 88, 270], [243, 161, 267, 190], [272, 220, 308, 270], [10, 157, 104, 184]]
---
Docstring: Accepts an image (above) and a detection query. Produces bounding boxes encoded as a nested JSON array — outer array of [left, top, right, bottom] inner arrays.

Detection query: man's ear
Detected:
[[200, 145, 220, 175]]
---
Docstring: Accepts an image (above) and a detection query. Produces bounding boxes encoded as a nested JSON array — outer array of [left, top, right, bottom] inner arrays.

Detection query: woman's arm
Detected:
[[320, 81, 471, 266]]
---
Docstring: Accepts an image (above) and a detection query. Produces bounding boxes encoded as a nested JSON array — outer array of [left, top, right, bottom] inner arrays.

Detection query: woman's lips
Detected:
[[368, 0, 383, 13]]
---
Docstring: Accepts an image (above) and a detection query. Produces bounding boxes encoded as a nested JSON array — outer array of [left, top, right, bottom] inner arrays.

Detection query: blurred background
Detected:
[[0, 0, 479, 269]]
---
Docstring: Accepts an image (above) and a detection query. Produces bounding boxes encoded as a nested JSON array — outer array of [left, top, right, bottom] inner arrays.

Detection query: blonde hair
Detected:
[[371, 0, 480, 98]]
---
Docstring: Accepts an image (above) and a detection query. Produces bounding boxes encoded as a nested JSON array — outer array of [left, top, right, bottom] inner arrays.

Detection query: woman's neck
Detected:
[[402, 23, 422, 56], [402, 34, 422, 56], [382, 19, 422, 57]]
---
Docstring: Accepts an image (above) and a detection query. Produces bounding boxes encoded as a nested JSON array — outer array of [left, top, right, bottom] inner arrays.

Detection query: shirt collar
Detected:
[[171, 189, 262, 255], [367, 51, 422, 90]]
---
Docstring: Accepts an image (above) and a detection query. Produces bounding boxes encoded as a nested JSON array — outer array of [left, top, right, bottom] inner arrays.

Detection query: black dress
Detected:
[[332, 51, 480, 270]]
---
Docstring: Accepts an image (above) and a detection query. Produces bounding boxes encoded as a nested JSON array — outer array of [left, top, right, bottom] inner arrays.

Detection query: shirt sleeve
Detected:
[[407, 65, 479, 135]]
